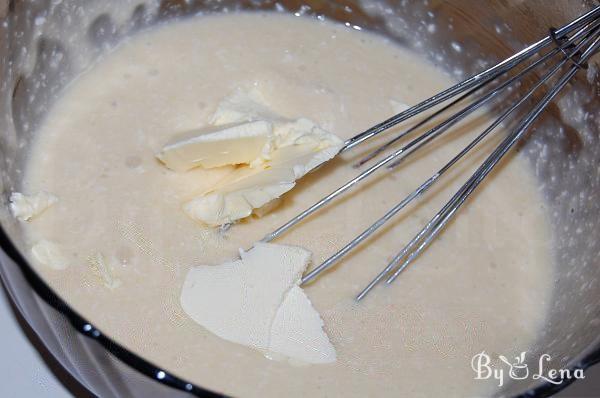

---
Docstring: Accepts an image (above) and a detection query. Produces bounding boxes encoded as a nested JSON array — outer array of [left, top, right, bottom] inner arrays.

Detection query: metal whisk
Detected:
[[261, 6, 600, 301]]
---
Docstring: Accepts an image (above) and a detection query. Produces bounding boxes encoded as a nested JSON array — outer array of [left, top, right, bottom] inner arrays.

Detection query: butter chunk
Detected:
[[180, 242, 336, 364], [184, 174, 295, 226], [210, 88, 281, 126], [158, 90, 344, 226], [31, 240, 69, 270], [157, 120, 274, 172], [185, 118, 343, 226], [253, 198, 283, 218], [10, 191, 58, 221]]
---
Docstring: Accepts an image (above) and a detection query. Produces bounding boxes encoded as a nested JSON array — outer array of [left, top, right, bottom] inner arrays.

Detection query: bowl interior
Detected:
[[0, 1, 599, 396]]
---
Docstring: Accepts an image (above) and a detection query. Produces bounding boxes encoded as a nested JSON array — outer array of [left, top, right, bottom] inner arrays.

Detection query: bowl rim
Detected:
[[0, 224, 223, 397], [3, 205, 600, 397]]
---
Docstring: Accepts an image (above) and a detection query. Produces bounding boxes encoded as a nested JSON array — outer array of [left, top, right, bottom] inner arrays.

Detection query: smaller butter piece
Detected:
[[31, 240, 68, 270], [157, 120, 274, 172], [10, 191, 58, 221]]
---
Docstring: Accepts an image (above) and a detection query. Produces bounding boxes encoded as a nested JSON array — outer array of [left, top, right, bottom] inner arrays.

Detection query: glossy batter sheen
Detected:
[[20, 13, 554, 397]]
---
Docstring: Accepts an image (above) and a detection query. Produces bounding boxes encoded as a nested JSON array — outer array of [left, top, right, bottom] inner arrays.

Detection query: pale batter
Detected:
[[18, 13, 554, 397]]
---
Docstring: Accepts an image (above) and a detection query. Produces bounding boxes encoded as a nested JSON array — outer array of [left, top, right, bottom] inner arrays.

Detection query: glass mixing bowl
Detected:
[[0, 1, 598, 397]]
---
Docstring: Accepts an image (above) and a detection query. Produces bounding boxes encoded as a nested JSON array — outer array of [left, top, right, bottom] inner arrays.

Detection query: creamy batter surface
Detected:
[[19, 13, 554, 397]]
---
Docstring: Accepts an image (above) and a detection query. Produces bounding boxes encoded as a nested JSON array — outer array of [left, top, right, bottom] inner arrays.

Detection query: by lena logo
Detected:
[[471, 351, 585, 387]]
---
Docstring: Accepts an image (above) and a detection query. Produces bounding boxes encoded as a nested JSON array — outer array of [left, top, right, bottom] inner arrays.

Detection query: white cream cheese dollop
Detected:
[[157, 90, 344, 226], [180, 242, 337, 364], [10, 191, 58, 221]]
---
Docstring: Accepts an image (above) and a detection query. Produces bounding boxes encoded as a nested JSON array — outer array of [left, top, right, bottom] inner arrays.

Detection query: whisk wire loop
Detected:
[[262, 7, 600, 299]]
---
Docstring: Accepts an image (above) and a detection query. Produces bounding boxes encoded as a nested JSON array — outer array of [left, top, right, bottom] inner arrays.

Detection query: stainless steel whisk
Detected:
[[261, 6, 600, 301]]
